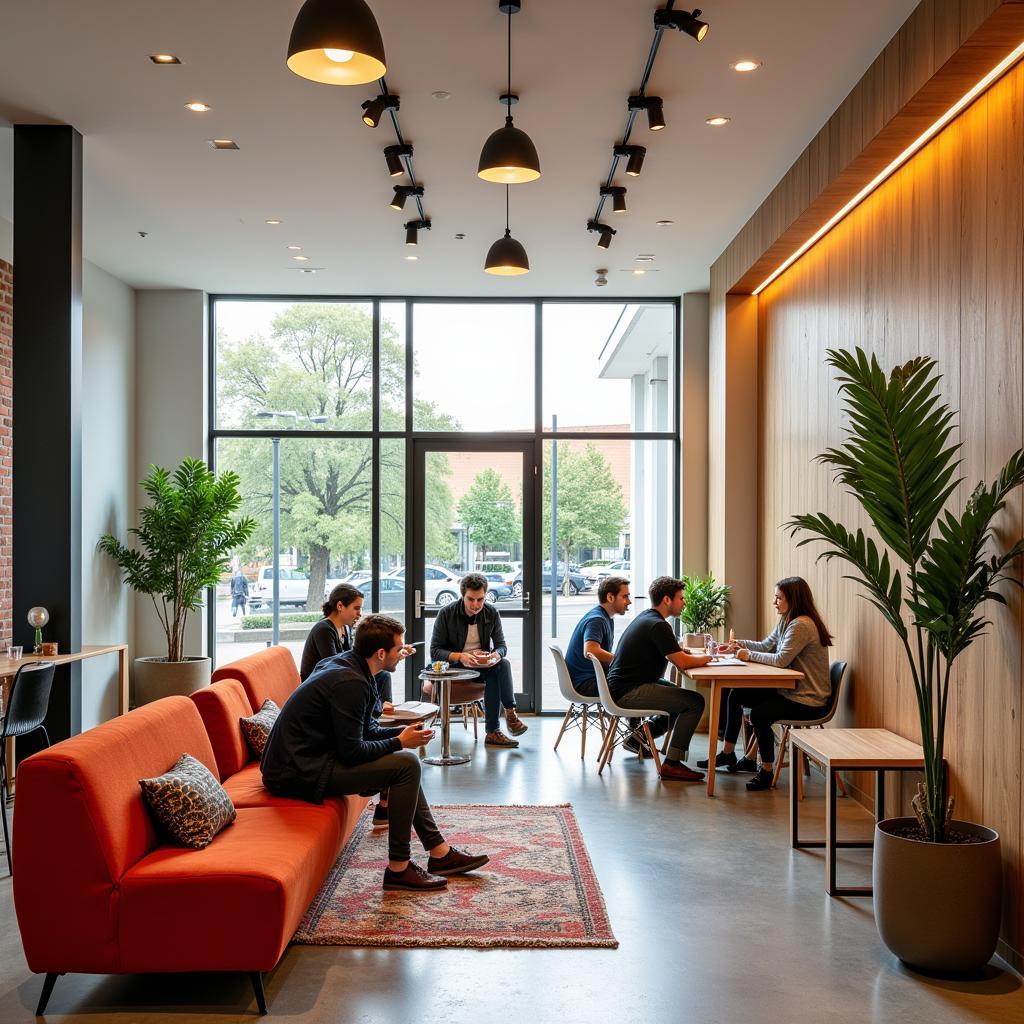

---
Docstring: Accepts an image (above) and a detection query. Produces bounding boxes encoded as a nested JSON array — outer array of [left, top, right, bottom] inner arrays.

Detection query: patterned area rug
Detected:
[[293, 803, 617, 949]]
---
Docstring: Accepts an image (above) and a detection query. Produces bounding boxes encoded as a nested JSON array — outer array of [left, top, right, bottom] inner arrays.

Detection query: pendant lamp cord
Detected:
[[505, 185, 510, 234], [506, 9, 512, 119]]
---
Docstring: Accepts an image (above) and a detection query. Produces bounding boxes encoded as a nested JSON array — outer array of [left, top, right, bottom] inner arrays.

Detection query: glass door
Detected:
[[407, 439, 538, 709]]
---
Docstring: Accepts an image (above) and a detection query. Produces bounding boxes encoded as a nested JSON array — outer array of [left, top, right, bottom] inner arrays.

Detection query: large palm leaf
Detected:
[[787, 348, 1024, 841]]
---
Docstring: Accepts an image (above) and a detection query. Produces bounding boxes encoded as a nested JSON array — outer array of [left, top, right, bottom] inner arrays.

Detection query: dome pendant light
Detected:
[[478, 2, 541, 184], [485, 186, 530, 275], [287, 0, 387, 86]]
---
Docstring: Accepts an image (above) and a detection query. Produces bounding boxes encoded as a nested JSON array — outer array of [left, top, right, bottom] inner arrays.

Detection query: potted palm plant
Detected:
[[789, 348, 1024, 972], [680, 573, 731, 647], [100, 458, 256, 705]]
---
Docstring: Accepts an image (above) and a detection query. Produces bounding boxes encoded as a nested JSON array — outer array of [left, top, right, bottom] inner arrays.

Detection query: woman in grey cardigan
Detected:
[[698, 576, 834, 791]]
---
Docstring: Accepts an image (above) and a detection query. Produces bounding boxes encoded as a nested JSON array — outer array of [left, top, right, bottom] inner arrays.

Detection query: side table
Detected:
[[419, 668, 480, 766]]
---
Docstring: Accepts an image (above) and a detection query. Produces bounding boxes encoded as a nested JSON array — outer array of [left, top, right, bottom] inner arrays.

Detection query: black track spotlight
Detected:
[[587, 219, 616, 251], [614, 144, 646, 177], [654, 6, 709, 42], [628, 95, 666, 131], [361, 93, 399, 128], [389, 185, 423, 211], [404, 218, 431, 246], [287, 0, 387, 86], [600, 185, 627, 214], [383, 143, 413, 176]]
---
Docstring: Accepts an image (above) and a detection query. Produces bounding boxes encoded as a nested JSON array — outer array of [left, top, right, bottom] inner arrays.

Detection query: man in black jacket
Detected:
[[430, 572, 527, 747], [262, 614, 489, 891]]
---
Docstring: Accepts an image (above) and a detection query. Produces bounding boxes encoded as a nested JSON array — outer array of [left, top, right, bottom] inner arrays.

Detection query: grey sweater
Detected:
[[741, 615, 831, 706]]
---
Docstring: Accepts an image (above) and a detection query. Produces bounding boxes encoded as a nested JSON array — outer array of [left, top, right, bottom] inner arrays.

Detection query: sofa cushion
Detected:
[[211, 646, 300, 713], [190, 678, 254, 781], [223, 762, 369, 828], [240, 698, 279, 757], [12, 697, 219, 975], [139, 753, 237, 849], [118, 806, 343, 972]]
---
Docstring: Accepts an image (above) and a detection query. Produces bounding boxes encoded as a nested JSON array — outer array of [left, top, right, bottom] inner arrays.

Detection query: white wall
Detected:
[[134, 290, 208, 664], [81, 260, 135, 728]]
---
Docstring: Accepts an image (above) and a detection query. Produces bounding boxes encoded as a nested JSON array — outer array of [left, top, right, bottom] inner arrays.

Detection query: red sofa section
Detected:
[[13, 647, 366, 1015]]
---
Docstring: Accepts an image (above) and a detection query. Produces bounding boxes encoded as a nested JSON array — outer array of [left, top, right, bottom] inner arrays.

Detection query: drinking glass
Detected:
[[705, 635, 718, 657], [6, 645, 22, 660]]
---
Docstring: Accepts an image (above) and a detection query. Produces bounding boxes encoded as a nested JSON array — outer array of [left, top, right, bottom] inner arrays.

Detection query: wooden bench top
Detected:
[[790, 727, 925, 768]]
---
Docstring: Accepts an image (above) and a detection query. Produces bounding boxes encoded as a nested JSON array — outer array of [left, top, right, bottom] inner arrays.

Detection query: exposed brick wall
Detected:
[[0, 257, 11, 652]]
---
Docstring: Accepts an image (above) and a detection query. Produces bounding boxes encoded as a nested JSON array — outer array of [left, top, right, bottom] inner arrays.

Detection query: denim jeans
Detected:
[[475, 658, 517, 731]]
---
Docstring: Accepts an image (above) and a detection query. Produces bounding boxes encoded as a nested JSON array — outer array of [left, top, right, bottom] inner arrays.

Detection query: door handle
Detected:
[[415, 589, 424, 619], [522, 591, 530, 610]]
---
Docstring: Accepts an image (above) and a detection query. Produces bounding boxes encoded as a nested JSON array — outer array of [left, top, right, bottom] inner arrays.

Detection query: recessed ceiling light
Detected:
[[265, 219, 282, 225], [454, 233, 466, 240], [633, 268, 647, 275], [404, 254, 419, 261], [184, 101, 211, 112], [432, 90, 451, 100], [299, 268, 318, 274], [149, 53, 181, 64], [287, 244, 302, 251], [292, 254, 310, 261], [207, 139, 239, 149], [656, 220, 674, 227], [705, 115, 731, 126], [730, 59, 762, 73]]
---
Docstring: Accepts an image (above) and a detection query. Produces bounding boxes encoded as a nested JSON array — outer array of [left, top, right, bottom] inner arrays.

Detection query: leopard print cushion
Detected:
[[139, 752, 236, 849], [240, 698, 280, 757]]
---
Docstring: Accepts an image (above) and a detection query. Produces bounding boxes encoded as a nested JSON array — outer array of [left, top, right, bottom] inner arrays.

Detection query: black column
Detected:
[[13, 124, 83, 743]]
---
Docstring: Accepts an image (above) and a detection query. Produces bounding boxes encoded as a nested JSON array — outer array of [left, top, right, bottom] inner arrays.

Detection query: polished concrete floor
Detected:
[[1, 717, 1021, 1024]]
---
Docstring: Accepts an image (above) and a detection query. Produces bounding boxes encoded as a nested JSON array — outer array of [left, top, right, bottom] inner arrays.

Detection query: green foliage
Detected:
[[788, 348, 1024, 841], [458, 468, 519, 555], [680, 574, 731, 634], [241, 612, 322, 630], [216, 304, 458, 606], [541, 444, 628, 578], [100, 459, 256, 662]]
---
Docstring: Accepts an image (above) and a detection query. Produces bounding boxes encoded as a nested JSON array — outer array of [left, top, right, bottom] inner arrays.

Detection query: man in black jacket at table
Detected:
[[430, 572, 528, 748], [261, 614, 489, 891]]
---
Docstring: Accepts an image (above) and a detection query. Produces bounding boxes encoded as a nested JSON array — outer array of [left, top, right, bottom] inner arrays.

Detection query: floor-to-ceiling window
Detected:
[[209, 296, 679, 711]]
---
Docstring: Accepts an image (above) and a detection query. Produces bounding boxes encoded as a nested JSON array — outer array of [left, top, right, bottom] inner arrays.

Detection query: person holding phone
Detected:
[[262, 614, 489, 891], [430, 572, 527, 747]]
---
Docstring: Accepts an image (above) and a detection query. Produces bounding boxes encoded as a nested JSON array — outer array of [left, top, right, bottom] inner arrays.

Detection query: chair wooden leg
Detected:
[[643, 722, 663, 775], [581, 705, 588, 758], [597, 719, 617, 774], [462, 703, 469, 731], [472, 702, 480, 740], [553, 705, 574, 751], [771, 727, 789, 789]]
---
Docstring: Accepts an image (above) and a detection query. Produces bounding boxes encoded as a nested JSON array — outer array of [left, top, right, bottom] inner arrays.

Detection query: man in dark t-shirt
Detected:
[[565, 576, 632, 696], [606, 576, 712, 782]]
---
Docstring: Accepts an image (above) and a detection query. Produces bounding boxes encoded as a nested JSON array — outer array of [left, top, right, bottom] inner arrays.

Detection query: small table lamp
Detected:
[[27, 607, 50, 654]]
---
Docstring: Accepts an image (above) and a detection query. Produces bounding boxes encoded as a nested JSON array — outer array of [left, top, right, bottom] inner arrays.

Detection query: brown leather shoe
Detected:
[[485, 729, 519, 747], [427, 845, 490, 876], [382, 862, 448, 891], [659, 761, 705, 782], [505, 708, 529, 736]]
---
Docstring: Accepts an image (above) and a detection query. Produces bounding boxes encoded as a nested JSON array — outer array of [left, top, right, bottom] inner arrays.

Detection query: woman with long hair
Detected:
[[698, 576, 834, 791]]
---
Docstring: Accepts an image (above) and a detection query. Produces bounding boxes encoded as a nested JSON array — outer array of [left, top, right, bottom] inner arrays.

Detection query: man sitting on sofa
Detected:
[[261, 614, 490, 892]]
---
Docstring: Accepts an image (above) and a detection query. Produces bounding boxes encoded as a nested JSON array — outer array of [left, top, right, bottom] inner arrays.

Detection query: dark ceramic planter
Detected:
[[873, 816, 1002, 972]]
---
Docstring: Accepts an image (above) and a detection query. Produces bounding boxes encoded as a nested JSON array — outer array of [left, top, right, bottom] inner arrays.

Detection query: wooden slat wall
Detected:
[[757, 60, 1024, 967]]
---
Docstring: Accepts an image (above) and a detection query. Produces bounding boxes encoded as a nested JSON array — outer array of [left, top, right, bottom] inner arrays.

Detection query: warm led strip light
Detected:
[[752, 39, 1024, 296]]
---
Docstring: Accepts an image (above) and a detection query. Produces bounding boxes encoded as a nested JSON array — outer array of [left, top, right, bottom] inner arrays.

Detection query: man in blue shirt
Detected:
[[565, 576, 632, 696]]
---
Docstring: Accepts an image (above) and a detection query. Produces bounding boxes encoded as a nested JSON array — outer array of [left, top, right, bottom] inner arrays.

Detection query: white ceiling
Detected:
[[0, 0, 919, 296]]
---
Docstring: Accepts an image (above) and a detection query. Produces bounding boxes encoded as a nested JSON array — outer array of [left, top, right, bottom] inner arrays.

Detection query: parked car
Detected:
[[511, 565, 593, 597], [385, 564, 462, 606], [595, 559, 632, 582], [482, 572, 514, 603], [356, 577, 406, 612], [338, 570, 372, 587], [248, 567, 311, 609]]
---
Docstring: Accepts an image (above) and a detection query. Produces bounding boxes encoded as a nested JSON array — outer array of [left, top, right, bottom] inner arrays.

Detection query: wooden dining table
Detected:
[[1, 644, 129, 787], [683, 656, 803, 796]]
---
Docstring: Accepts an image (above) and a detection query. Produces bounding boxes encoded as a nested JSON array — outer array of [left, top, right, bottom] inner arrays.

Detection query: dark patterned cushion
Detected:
[[240, 698, 280, 757], [139, 753, 236, 849]]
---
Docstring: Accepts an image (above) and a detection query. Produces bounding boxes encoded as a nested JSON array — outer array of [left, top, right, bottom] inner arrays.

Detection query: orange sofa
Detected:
[[13, 647, 366, 1016]]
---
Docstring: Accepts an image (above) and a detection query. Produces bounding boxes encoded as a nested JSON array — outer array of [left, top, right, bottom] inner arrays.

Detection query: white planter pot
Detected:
[[134, 656, 211, 706]]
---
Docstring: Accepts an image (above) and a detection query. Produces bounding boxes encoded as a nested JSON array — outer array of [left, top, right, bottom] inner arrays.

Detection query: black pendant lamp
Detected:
[[485, 187, 530, 275], [287, 0, 387, 86], [478, 2, 541, 184]]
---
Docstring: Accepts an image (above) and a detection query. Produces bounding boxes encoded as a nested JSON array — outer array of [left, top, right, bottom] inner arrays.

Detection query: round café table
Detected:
[[418, 668, 480, 766]]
